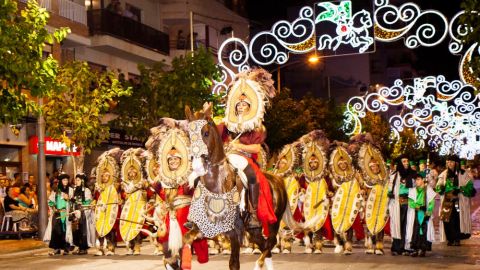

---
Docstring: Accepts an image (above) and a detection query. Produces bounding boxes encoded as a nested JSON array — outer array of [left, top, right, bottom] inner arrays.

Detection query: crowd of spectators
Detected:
[[1, 173, 38, 231]]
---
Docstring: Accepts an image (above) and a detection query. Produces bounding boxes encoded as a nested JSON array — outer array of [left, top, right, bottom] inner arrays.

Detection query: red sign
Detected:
[[29, 136, 80, 156]]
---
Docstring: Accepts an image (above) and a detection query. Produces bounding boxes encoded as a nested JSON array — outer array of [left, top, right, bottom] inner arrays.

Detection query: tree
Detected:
[[264, 88, 311, 153], [264, 90, 349, 154], [0, 0, 69, 125], [43, 61, 131, 173], [389, 128, 425, 160], [460, 0, 480, 89], [301, 93, 348, 142], [111, 48, 221, 140], [360, 111, 391, 156]]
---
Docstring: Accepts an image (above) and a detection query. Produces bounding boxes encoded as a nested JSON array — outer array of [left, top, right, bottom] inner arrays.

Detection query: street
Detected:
[[2, 182, 480, 270], [1, 236, 479, 270]]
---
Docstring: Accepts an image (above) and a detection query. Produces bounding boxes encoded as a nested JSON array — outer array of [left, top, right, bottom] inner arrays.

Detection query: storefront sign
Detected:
[[29, 136, 80, 156], [102, 129, 144, 148]]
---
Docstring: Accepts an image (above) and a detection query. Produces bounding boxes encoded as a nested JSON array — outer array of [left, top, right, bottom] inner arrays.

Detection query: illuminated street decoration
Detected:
[[213, 1, 480, 157], [344, 76, 480, 159], [316, 2, 374, 53], [374, 1, 448, 48], [216, 0, 375, 88], [213, 37, 250, 96]]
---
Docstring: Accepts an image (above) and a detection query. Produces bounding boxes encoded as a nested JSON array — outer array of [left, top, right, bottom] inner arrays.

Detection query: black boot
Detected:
[[248, 183, 261, 229]]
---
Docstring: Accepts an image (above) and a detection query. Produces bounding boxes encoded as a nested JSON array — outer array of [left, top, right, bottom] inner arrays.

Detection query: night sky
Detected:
[[245, 0, 464, 81]]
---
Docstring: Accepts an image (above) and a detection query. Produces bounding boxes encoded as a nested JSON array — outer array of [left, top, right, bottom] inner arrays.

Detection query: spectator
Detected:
[[4, 187, 37, 231], [123, 3, 138, 21], [18, 185, 35, 209], [0, 174, 8, 198], [177, 30, 186, 49], [12, 172, 22, 187], [106, 0, 122, 15], [46, 172, 52, 198]]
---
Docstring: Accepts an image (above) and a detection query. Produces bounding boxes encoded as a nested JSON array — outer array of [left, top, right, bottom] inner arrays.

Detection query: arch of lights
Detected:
[[214, 0, 480, 159], [343, 76, 480, 159]]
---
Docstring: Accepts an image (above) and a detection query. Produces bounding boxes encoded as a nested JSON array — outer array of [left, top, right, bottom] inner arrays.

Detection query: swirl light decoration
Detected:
[[344, 76, 480, 159], [215, 1, 375, 95], [373, 1, 449, 48]]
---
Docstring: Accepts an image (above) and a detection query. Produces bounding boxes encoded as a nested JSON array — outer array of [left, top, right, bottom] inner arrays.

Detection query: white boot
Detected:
[[265, 258, 274, 270], [334, 245, 344, 254], [303, 236, 312, 253]]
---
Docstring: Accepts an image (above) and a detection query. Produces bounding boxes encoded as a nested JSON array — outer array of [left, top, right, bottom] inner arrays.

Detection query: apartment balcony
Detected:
[[87, 9, 169, 55]]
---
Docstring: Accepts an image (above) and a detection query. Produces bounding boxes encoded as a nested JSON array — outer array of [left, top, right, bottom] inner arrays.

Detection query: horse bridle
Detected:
[[187, 119, 209, 160]]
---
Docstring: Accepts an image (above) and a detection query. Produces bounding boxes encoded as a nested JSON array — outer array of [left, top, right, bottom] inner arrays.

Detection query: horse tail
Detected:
[[264, 172, 303, 232], [281, 201, 303, 232]]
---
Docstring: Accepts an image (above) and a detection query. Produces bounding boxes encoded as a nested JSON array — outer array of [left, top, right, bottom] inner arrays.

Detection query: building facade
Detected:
[[0, 0, 248, 180]]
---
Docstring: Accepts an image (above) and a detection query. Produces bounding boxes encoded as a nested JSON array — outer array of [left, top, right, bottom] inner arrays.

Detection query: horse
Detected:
[[181, 105, 302, 270]]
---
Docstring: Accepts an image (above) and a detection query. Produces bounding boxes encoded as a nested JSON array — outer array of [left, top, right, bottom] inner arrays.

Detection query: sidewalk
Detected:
[[0, 239, 47, 256]]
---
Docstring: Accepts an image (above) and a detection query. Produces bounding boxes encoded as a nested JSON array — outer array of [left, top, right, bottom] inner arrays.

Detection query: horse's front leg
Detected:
[[226, 230, 240, 270], [177, 228, 201, 270]]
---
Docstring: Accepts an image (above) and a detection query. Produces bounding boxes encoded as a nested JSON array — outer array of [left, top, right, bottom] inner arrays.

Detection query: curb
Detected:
[[0, 247, 50, 259]]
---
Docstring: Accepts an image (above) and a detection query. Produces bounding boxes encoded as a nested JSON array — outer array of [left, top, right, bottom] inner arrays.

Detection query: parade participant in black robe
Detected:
[[71, 174, 95, 255], [44, 173, 73, 256], [388, 155, 416, 255]]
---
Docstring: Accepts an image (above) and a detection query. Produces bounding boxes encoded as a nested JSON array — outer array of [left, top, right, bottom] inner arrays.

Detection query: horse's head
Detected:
[[353, 10, 372, 28], [185, 102, 225, 178]]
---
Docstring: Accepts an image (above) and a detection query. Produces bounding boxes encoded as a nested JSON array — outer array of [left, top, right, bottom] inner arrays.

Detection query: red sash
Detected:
[[246, 158, 277, 236]]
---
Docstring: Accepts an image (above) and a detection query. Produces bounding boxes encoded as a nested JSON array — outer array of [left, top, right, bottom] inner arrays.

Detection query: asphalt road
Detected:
[[2, 182, 480, 270], [0, 237, 479, 270]]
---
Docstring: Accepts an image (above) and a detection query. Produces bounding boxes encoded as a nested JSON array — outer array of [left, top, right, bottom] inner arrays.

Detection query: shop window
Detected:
[[0, 146, 20, 162]]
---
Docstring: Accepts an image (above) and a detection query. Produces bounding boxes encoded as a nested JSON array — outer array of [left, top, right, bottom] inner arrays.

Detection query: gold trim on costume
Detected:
[[157, 128, 191, 188], [96, 155, 118, 190], [302, 141, 327, 182], [274, 144, 298, 177], [121, 149, 143, 185], [358, 143, 387, 186], [329, 146, 355, 185], [224, 78, 266, 133], [145, 150, 160, 182]]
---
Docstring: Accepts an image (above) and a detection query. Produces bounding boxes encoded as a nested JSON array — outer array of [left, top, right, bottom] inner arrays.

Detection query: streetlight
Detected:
[[275, 54, 321, 92], [308, 53, 320, 64]]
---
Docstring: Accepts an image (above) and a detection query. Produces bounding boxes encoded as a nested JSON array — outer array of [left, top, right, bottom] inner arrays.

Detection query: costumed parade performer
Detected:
[[143, 125, 208, 269], [406, 173, 436, 257], [357, 141, 389, 255], [329, 142, 363, 255], [71, 173, 96, 255], [94, 148, 123, 256], [119, 148, 148, 255], [44, 173, 74, 255], [388, 155, 416, 255], [436, 155, 476, 246], [273, 143, 300, 254], [298, 130, 332, 254]]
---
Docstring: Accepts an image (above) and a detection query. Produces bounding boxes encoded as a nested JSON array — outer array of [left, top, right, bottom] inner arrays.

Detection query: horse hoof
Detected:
[[313, 249, 322, 254], [282, 249, 290, 254], [253, 248, 261, 254], [222, 249, 231, 255], [375, 249, 384, 255], [304, 248, 313, 254], [343, 249, 352, 255], [271, 247, 280, 254], [365, 249, 374, 254]]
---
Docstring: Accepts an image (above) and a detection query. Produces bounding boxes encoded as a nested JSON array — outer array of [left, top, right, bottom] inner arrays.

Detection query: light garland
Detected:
[[373, 1, 449, 48], [344, 75, 480, 159]]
